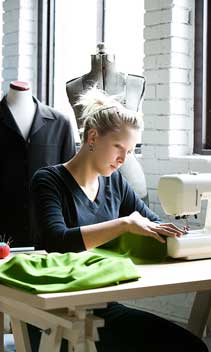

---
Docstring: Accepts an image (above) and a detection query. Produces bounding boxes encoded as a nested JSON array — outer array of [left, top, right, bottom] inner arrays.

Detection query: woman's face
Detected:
[[89, 125, 140, 176]]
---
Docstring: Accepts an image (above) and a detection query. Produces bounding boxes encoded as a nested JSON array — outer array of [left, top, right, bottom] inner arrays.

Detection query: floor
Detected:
[[4, 333, 211, 351]]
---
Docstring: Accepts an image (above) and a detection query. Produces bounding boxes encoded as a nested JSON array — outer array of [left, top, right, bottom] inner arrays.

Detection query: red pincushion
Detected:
[[0, 242, 10, 259]]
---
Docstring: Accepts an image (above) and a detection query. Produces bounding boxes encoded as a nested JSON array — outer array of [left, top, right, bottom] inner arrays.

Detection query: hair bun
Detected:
[[75, 86, 143, 143], [76, 85, 116, 116]]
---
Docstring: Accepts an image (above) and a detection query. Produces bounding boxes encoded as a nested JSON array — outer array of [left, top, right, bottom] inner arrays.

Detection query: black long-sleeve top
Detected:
[[31, 164, 161, 253]]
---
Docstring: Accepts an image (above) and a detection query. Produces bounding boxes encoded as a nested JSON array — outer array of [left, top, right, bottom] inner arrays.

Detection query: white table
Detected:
[[1, 256, 211, 351]]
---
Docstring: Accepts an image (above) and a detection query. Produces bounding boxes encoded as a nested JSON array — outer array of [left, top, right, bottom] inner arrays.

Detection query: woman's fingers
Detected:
[[147, 224, 183, 240], [159, 223, 186, 236], [157, 228, 180, 238], [142, 225, 175, 241], [149, 227, 176, 238], [159, 222, 181, 230], [129, 213, 188, 243]]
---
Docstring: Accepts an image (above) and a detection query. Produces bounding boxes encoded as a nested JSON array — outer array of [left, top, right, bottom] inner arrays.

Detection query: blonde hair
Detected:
[[76, 86, 144, 142]]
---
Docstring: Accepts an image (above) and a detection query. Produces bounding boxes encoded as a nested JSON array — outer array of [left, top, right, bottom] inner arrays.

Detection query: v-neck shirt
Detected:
[[31, 164, 161, 253], [63, 166, 104, 211]]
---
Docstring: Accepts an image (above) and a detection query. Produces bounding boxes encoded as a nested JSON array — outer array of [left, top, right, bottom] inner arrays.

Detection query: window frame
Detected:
[[194, 0, 211, 154], [37, 0, 55, 106]]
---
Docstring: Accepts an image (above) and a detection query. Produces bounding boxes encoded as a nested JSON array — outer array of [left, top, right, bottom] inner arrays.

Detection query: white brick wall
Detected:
[[142, 0, 195, 218], [131, 0, 211, 323], [2, 0, 37, 96], [145, 0, 194, 11], [142, 0, 211, 224]]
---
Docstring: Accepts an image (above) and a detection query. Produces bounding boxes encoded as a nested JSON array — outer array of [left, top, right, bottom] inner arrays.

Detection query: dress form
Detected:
[[66, 44, 148, 203], [0, 82, 76, 247], [6, 81, 36, 140], [66, 43, 145, 130]]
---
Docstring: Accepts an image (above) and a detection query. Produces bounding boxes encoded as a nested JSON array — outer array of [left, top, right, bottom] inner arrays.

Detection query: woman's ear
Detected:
[[87, 128, 98, 145]]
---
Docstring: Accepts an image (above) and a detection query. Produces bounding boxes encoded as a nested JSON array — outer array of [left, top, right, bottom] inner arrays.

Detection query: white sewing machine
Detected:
[[158, 173, 211, 260]]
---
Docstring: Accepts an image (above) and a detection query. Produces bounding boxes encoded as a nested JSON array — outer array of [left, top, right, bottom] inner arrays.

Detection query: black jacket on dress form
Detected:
[[0, 96, 76, 247]]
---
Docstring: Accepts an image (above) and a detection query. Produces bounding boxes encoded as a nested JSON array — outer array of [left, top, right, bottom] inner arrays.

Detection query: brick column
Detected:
[[133, 1, 199, 325], [2, 0, 37, 95], [142, 0, 194, 213]]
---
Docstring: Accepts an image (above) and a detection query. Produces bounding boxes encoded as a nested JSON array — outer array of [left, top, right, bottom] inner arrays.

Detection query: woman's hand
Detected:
[[127, 211, 187, 243]]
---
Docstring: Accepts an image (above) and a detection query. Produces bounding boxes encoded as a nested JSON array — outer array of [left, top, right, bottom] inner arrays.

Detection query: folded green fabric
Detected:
[[95, 232, 167, 264], [0, 251, 140, 293]]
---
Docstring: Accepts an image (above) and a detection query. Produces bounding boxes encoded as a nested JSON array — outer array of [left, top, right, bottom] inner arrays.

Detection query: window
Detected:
[[194, 0, 211, 154], [43, 0, 144, 141], [104, 0, 144, 75], [54, 0, 98, 140]]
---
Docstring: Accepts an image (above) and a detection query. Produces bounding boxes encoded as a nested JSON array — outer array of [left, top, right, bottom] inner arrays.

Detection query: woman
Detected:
[[30, 87, 208, 351]]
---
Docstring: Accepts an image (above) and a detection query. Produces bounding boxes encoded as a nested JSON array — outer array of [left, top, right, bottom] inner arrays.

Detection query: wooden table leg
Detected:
[[0, 312, 3, 352], [0, 300, 105, 352], [188, 290, 211, 337], [10, 318, 32, 352], [39, 326, 63, 352]]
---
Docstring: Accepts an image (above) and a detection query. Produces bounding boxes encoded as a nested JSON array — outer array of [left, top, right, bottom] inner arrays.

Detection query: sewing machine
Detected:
[[158, 173, 211, 260]]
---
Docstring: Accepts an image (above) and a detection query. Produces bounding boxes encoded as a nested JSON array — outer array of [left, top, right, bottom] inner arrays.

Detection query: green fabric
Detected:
[[94, 232, 167, 264], [0, 251, 140, 294]]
